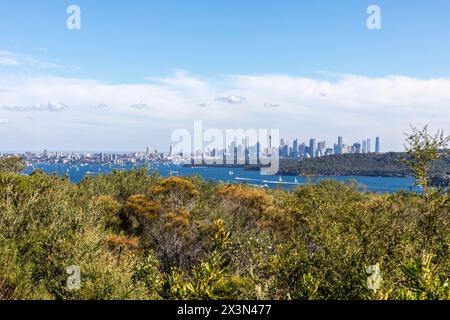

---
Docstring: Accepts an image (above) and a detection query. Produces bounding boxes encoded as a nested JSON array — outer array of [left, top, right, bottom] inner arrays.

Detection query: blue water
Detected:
[[22, 162, 421, 193]]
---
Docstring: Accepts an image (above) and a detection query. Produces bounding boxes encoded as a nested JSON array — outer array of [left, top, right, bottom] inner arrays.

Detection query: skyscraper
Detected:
[[309, 138, 316, 158], [367, 139, 371, 153], [256, 142, 260, 164], [317, 141, 326, 157], [268, 135, 272, 156], [375, 137, 381, 153], [353, 142, 362, 154], [292, 139, 299, 158], [337, 136, 343, 154], [299, 143, 306, 158]]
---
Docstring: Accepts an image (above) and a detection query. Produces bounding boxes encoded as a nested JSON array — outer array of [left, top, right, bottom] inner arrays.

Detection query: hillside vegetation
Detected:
[[0, 126, 449, 300], [278, 152, 450, 181]]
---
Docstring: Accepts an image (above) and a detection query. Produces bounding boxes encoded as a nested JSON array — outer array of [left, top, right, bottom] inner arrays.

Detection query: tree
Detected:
[[0, 156, 25, 173], [403, 125, 450, 195], [160, 219, 243, 300], [398, 254, 449, 300]]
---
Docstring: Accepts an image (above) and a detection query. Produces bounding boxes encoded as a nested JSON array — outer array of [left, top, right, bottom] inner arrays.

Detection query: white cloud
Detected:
[[0, 51, 20, 66], [0, 72, 449, 151], [0, 119, 8, 124], [215, 95, 247, 104], [3, 100, 68, 112], [0, 50, 64, 69], [130, 102, 149, 109], [264, 102, 281, 108]]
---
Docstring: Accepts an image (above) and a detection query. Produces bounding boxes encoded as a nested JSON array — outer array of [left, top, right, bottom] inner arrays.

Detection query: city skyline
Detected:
[[1, 134, 382, 160]]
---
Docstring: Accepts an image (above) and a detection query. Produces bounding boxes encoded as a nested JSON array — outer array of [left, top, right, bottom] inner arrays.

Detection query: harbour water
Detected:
[[22, 162, 421, 193]]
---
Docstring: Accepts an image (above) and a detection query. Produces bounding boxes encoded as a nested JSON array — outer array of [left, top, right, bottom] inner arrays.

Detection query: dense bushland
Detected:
[[0, 127, 449, 300]]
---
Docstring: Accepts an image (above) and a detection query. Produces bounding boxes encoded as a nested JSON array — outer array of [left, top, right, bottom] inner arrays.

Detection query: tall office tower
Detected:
[[317, 141, 326, 154], [299, 143, 306, 158], [256, 142, 260, 164], [309, 138, 316, 158], [146, 146, 150, 155], [282, 144, 289, 158], [244, 145, 250, 164], [268, 135, 272, 155], [362, 140, 367, 153], [375, 137, 381, 153], [337, 136, 343, 154], [292, 139, 299, 158], [367, 139, 371, 153], [353, 142, 362, 154]]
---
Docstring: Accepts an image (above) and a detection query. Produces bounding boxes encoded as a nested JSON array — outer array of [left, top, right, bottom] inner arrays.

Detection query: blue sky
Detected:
[[3, 0, 450, 80], [0, 1, 450, 151]]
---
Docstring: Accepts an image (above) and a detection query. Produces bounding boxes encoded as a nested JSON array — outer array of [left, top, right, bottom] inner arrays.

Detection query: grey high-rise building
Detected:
[[337, 136, 343, 154], [353, 142, 362, 154], [309, 138, 316, 158], [375, 137, 381, 153], [299, 143, 306, 157], [256, 142, 260, 164], [292, 139, 299, 158], [317, 141, 326, 151], [362, 140, 367, 153], [367, 139, 371, 153]]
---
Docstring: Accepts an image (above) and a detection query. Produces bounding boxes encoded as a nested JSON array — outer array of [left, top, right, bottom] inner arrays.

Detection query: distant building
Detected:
[[299, 143, 306, 158], [375, 137, 381, 153], [309, 138, 316, 158], [292, 139, 299, 158], [353, 142, 362, 154], [317, 141, 326, 154], [337, 136, 343, 154]]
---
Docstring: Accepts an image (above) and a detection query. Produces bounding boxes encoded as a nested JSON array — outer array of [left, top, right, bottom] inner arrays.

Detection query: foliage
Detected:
[[278, 150, 450, 187], [160, 219, 243, 300], [0, 156, 25, 173], [403, 125, 450, 192], [397, 254, 449, 300], [0, 128, 449, 300]]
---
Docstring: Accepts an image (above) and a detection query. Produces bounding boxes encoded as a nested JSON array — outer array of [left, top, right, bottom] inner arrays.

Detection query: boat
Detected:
[[294, 177, 298, 183], [279, 176, 283, 182], [229, 170, 234, 176]]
